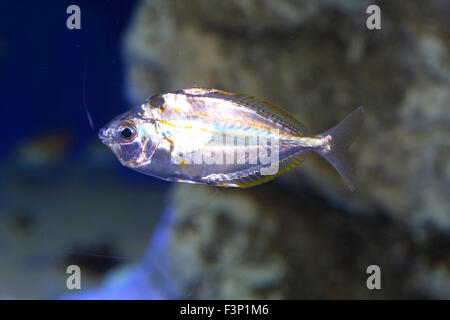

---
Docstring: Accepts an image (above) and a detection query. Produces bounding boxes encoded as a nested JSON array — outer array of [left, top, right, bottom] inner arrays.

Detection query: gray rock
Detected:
[[65, 184, 449, 299], [164, 184, 449, 299], [118, 0, 449, 299], [122, 0, 449, 229]]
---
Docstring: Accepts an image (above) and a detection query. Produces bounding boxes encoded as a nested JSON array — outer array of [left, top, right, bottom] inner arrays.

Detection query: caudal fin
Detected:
[[316, 106, 365, 191]]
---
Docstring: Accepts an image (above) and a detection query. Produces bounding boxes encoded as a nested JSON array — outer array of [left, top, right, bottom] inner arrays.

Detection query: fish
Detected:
[[99, 88, 365, 190]]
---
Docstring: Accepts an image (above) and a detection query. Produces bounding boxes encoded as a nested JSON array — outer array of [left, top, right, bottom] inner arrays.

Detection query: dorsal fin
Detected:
[[179, 88, 307, 136]]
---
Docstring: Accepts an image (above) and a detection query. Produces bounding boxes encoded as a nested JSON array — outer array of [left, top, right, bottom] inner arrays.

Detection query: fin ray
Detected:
[[316, 106, 365, 191], [179, 88, 307, 136], [207, 152, 306, 188]]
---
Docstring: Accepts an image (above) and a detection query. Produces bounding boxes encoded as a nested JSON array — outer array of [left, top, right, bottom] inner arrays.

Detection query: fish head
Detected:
[[98, 108, 160, 168]]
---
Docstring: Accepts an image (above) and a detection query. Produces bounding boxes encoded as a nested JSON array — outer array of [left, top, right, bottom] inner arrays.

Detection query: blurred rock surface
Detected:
[[113, 0, 450, 299], [165, 184, 449, 299], [68, 183, 449, 299], [122, 0, 449, 229]]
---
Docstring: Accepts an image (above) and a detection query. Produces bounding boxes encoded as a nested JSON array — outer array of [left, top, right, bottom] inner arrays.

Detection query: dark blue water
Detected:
[[0, 0, 137, 156]]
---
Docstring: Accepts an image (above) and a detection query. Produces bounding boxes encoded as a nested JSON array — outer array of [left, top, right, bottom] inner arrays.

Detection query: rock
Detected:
[[111, 0, 450, 299], [162, 183, 450, 299], [67, 183, 449, 299], [122, 0, 449, 229]]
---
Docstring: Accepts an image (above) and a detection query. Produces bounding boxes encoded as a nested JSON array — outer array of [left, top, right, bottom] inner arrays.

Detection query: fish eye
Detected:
[[117, 122, 136, 141], [121, 127, 133, 138]]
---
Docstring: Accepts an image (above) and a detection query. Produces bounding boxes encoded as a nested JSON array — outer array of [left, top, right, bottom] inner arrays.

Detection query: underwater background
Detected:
[[0, 0, 449, 299]]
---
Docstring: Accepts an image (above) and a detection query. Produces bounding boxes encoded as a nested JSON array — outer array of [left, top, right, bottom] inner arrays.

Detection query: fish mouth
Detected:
[[98, 127, 114, 146]]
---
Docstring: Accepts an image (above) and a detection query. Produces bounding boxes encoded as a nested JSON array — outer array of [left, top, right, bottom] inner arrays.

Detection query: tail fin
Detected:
[[316, 106, 365, 191]]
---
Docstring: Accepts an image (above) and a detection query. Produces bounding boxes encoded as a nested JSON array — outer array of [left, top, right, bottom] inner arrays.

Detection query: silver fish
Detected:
[[99, 88, 365, 190]]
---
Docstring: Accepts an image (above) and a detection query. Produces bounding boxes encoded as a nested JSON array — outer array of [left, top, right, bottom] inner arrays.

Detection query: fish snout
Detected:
[[98, 127, 113, 145]]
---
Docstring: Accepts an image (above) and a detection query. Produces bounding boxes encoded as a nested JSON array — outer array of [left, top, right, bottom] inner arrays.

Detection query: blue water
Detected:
[[0, 1, 172, 298], [0, 0, 137, 156]]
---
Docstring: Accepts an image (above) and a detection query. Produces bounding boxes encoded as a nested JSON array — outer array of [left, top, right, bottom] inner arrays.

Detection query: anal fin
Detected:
[[223, 152, 306, 188]]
